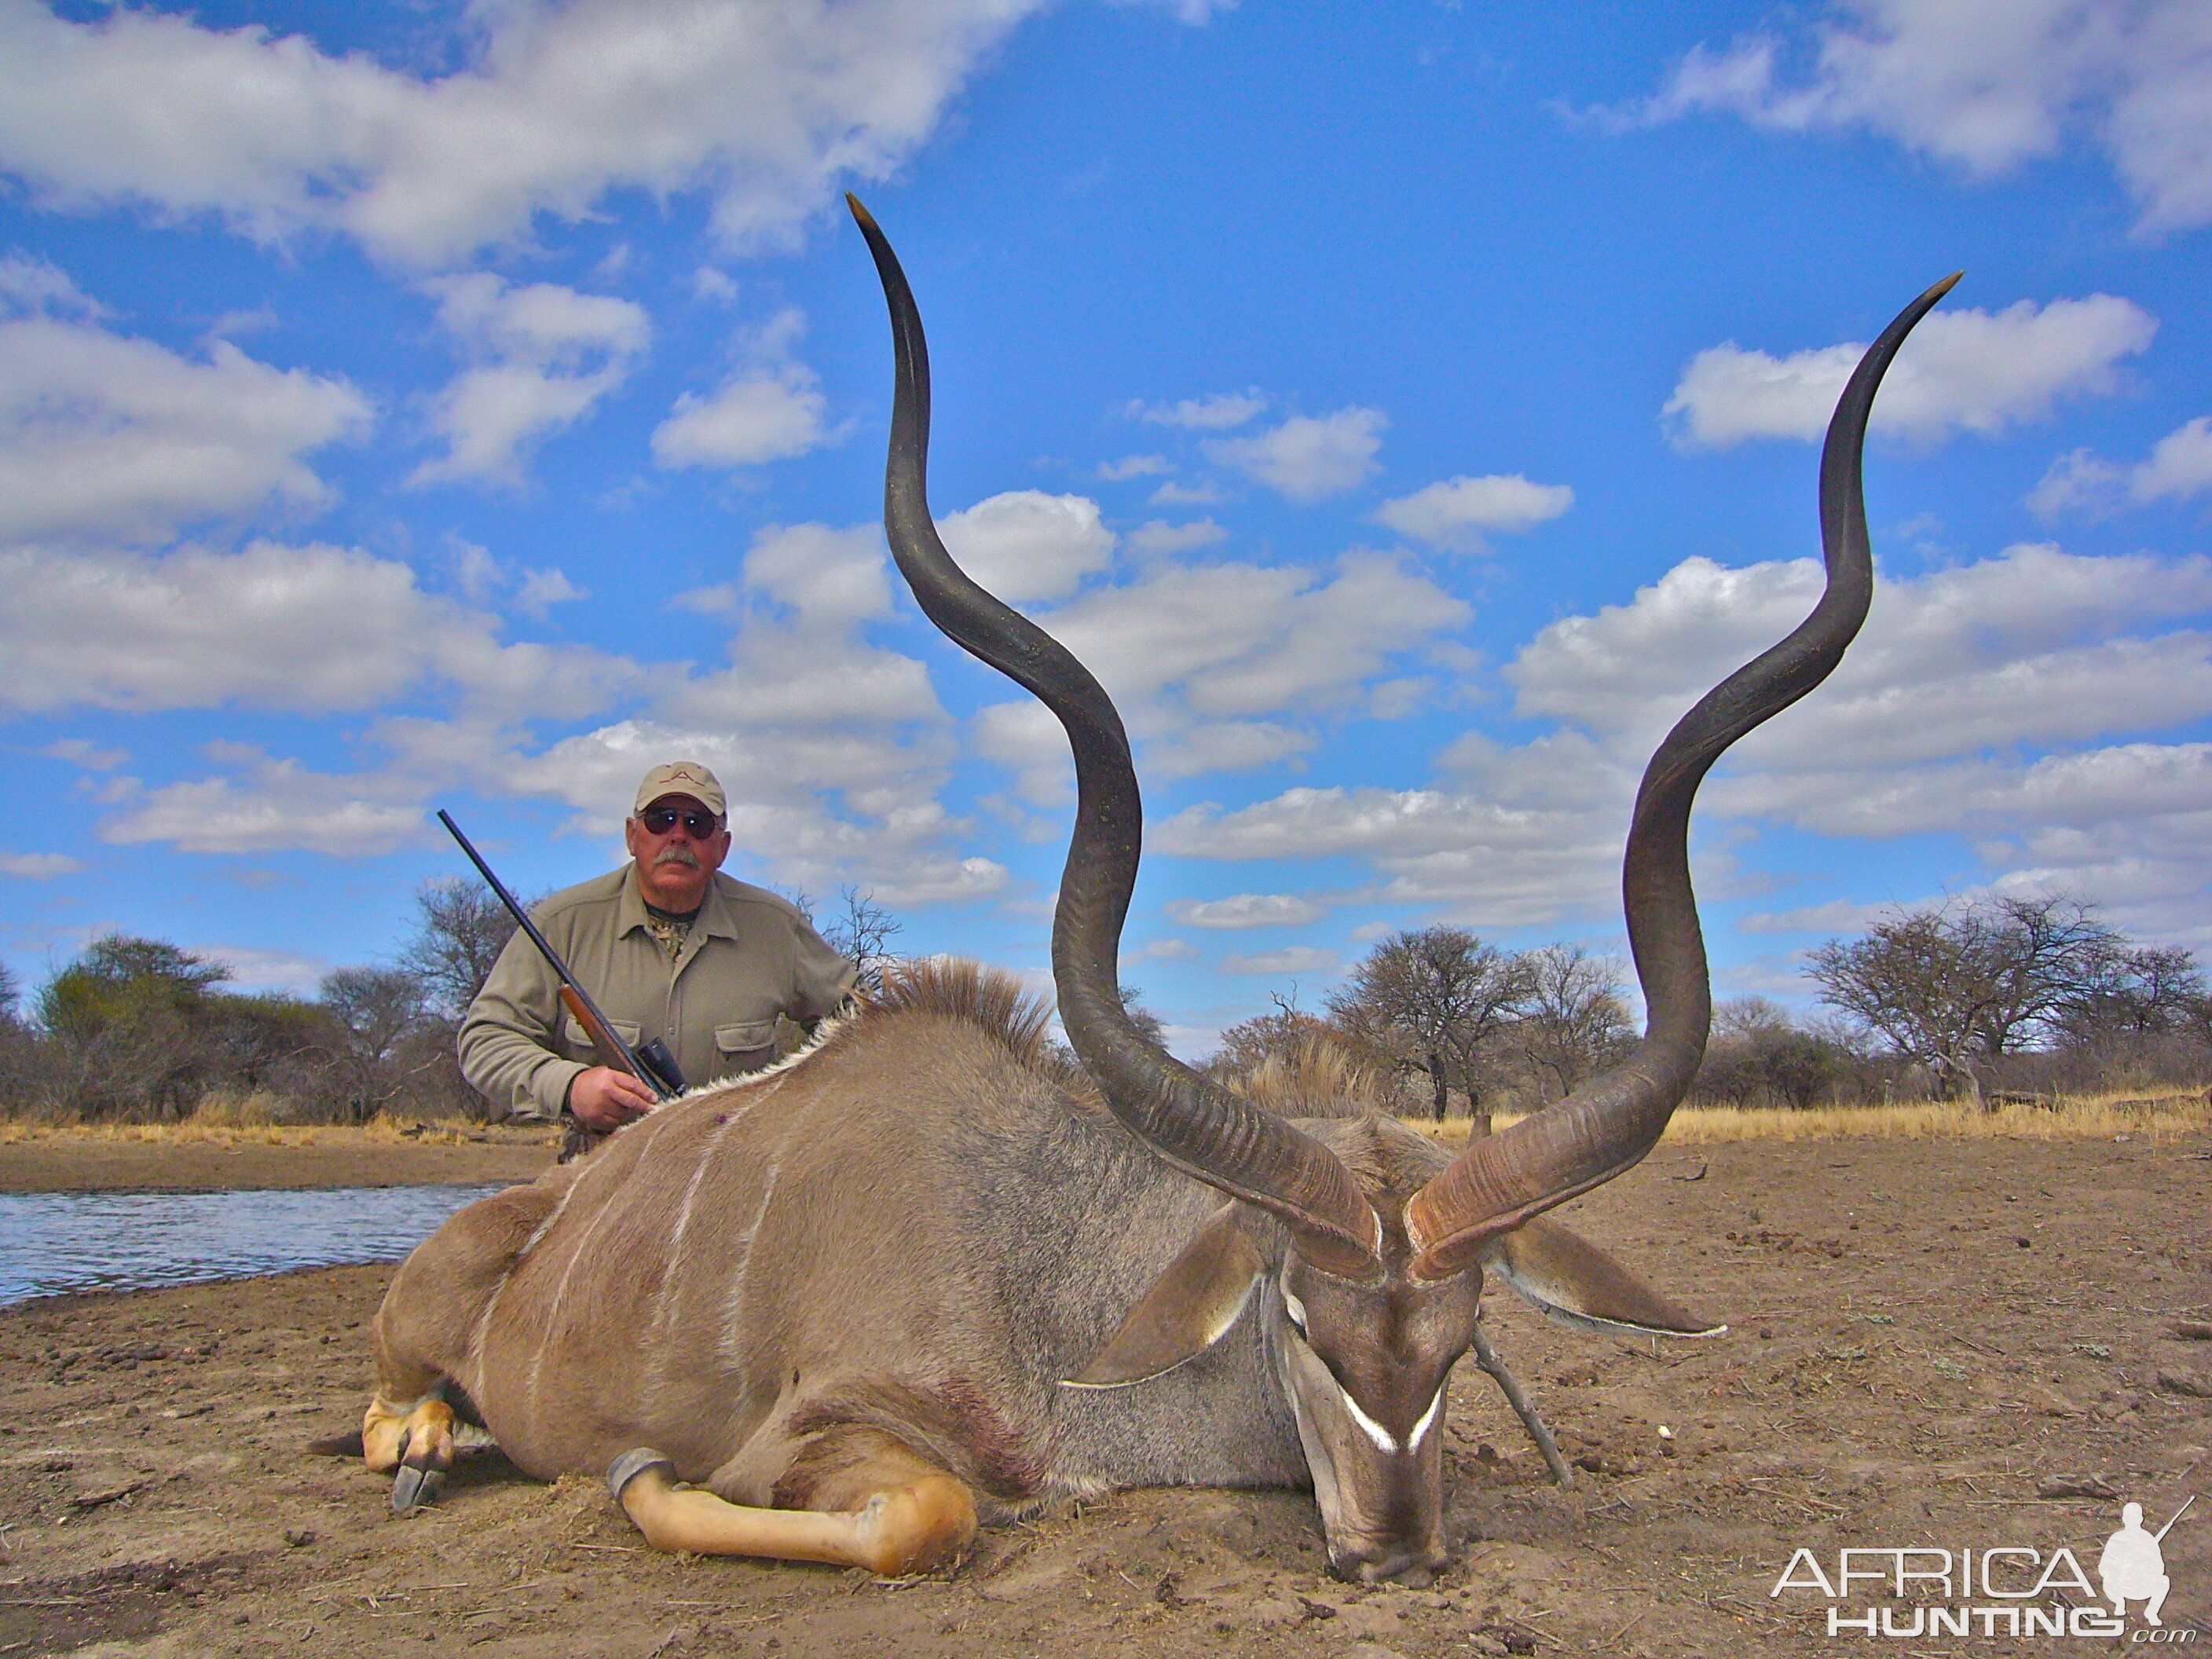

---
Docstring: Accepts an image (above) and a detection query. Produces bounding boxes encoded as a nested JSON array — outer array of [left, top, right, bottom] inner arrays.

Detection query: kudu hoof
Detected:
[[390, 1460, 445, 1512], [606, 1448, 676, 1502]]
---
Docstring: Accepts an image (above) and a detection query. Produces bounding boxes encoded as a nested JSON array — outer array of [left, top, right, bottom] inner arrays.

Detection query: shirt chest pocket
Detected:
[[716, 1020, 778, 1069], [562, 1015, 642, 1056]]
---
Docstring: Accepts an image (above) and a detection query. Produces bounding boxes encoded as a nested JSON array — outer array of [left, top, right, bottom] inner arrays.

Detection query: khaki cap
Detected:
[[632, 761, 727, 819]]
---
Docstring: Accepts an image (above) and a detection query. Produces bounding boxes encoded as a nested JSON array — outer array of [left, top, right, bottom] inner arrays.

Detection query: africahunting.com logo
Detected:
[[1772, 1496, 2197, 1640]]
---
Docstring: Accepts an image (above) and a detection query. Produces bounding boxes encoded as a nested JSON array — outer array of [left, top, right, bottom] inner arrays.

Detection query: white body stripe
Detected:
[[644, 1084, 779, 1410]]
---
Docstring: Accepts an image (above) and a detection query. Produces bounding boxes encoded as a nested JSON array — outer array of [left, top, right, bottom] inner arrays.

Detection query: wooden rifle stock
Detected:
[[556, 987, 685, 1096]]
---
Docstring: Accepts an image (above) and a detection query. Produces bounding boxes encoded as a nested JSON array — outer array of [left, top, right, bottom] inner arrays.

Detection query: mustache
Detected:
[[651, 847, 701, 870]]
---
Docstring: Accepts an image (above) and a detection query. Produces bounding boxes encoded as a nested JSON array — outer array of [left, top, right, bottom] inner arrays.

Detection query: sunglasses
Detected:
[[639, 805, 722, 838]]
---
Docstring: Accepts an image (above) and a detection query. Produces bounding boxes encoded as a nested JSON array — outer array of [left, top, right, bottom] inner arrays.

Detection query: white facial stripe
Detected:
[[1337, 1382, 1399, 1455], [1408, 1381, 1446, 1448]]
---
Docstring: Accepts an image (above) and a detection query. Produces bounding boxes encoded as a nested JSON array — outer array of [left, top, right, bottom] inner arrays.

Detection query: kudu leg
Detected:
[[609, 1429, 978, 1577], [364, 1392, 462, 1511], [359, 1181, 564, 1511], [1470, 1324, 1574, 1488]]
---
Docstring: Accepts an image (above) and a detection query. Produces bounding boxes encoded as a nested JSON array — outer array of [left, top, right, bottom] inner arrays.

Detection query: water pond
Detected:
[[0, 1183, 511, 1306]]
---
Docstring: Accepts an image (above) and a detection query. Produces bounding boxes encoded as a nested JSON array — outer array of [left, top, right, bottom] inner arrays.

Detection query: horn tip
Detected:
[[846, 192, 877, 230], [1928, 270, 1963, 301]]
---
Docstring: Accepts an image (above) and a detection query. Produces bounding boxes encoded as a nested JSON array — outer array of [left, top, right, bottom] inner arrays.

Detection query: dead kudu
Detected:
[[345, 204, 1955, 1583]]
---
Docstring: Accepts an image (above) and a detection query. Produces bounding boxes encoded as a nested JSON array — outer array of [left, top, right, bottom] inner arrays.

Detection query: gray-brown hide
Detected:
[[356, 201, 1960, 1585], [368, 960, 1676, 1582], [379, 972, 1317, 1517]]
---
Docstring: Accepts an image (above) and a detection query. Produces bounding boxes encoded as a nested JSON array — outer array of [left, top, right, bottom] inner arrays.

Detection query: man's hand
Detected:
[[568, 1066, 657, 1131]]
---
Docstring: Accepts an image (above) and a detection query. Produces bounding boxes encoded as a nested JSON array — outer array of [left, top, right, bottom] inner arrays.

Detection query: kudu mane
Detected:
[[845, 958, 1058, 1069]]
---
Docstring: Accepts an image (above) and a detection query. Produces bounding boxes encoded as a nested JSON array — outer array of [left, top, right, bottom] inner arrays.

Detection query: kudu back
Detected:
[[349, 204, 1957, 1583]]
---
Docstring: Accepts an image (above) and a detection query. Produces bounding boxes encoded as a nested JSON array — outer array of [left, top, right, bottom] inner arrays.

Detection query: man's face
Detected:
[[624, 793, 732, 911]]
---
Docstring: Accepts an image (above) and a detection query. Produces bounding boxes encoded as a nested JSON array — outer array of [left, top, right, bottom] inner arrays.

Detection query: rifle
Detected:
[[2154, 1495, 2195, 1543], [437, 809, 684, 1103]]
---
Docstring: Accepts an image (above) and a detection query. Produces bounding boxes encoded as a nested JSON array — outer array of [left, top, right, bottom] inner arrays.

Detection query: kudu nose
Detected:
[[1331, 1540, 1443, 1587]]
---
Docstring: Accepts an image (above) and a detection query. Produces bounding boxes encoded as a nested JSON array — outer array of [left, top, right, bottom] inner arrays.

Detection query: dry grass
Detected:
[[0, 1108, 544, 1149], [1411, 1087, 2212, 1145]]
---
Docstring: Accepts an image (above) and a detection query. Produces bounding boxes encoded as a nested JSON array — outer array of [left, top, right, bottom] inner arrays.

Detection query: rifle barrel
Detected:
[[436, 809, 676, 1103], [2153, 1493, 2194, 1542]]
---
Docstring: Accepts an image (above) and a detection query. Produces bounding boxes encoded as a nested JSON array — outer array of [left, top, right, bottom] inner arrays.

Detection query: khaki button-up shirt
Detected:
[[459, 864, 855, 1122]]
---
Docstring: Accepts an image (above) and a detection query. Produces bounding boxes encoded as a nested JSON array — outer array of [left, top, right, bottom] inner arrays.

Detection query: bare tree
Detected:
[[1115, 983, 1167, 1048], [1808, 895, 2126, 1104], [400, 877, 523, 1019], [1207, 992, 1335, 1081], [0, 961, 31, 1114], [1691, 997, 1847, 1111], [820, 886, 904, 994], [1326, 928, 1533, 1131], [1513, 943, 1632, 1104], [321, 967, 434, 1066], [2053, 943, 2205, 1046]]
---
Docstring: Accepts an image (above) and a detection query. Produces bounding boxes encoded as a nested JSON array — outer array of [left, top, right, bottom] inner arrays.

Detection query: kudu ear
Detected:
[[1481, 1215, 1726, 1339], [1063, 1206, 1265, 1390]]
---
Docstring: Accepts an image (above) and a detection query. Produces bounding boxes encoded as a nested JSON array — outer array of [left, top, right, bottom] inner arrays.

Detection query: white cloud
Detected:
[[653, 369, 826, 470], [42, 739, 126, 770], [0, 251, 99, 316], [0, 851, 82, 878], [1737, 897, 1903, 935], [202, 943, 331, 993], [1001, 548, 1467, 791], [1507, 542, 2212, 767], [651, 306, 829, 471], [1149, 480, 1224, 506], [0, 0, 1052, 267], [1218, 945, 1339, 977], [100, 749, 432, 856], [1374, 474, 1574, 552], [692, 268, 740, 303], [1129, 389, 1267, 429], [1145, 0, 1240, 24], [411, 275, 649, 486], [2137, 416, 2212, 501], [2030, 415, 2212, 518], [1126, 518, 1227, 558], [1207, 408, 1387, 503], [936, 490, 1116, 602], [1134, 936, 1199, 961], [972, 698, 1072, 805], [507, 716, 1004, 906], [1163, 540, 2212, 937], [0, 540, 639, 719], [1159, 782, 1632, 929], [1097, 453, 1170, 482], [1662, 295, 2156, 450], [514, 567, 586, 617], [583, 521, 996, 904], [0, 277, 370, 542], [1168, 892, 1328, 928], [42, 515, 997, 899], [1615, 0, 2212, 235]]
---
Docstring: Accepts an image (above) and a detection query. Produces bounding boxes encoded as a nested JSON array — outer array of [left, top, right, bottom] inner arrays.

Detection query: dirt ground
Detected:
[[0, 1129, 556, 1196], [3, 1130, 2207, 1659]]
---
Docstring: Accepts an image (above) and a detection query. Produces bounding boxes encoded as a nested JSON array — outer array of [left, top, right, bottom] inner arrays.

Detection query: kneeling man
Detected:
[[460, 762, 854, 1149]]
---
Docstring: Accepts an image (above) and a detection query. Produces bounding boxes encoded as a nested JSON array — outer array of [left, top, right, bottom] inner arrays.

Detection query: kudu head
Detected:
[[852, 194, 1954, 1583]]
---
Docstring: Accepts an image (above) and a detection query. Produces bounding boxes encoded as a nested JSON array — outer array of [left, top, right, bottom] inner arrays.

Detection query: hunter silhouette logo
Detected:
[[2101, 1498, 2192, 1627], [1771, 1492, 2199, 1639]]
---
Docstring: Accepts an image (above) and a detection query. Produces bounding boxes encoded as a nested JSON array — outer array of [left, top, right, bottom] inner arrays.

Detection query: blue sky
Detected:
[[2, 0, 2208, 1055]]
